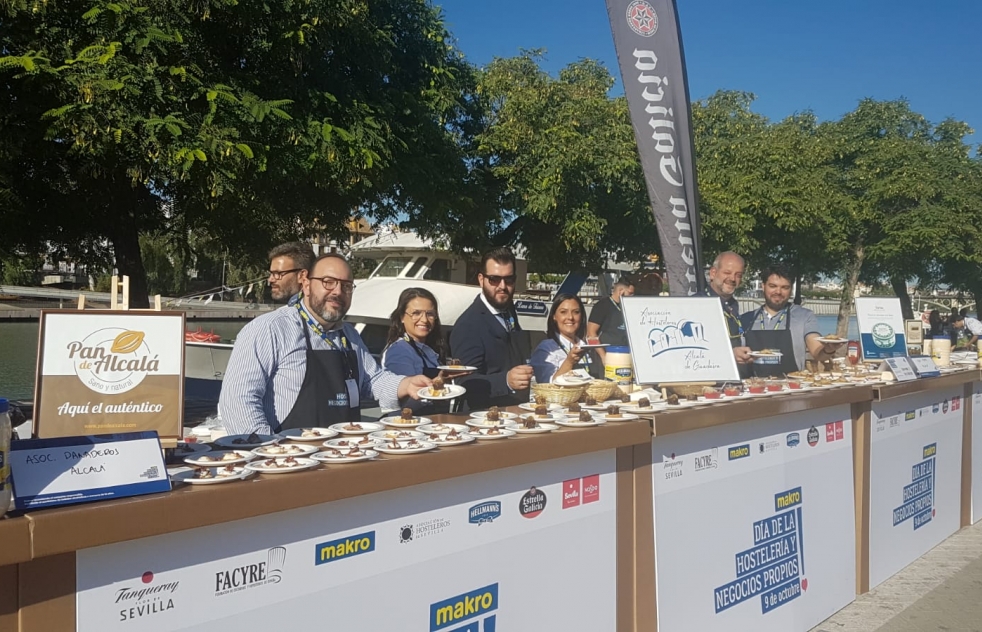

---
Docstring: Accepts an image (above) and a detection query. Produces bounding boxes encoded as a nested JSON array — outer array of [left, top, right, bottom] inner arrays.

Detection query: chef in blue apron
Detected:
[[219, 254, 431, 435], [738, 265, 843, 378]]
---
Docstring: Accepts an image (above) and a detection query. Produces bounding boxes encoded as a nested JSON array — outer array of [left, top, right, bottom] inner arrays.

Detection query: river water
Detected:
[[0, 315, 858, 402]]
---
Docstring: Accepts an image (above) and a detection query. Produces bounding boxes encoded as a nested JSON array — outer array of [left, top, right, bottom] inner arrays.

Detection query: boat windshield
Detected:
[[373, 256, 411, 278]]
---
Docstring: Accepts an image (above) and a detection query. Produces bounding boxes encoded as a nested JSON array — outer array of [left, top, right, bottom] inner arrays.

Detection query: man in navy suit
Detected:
[[450, 248, 534, 409]]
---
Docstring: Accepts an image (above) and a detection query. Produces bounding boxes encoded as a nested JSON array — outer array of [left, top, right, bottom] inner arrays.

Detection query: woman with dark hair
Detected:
[[530, 293, 605, 383], [381, 288, 446, 414]]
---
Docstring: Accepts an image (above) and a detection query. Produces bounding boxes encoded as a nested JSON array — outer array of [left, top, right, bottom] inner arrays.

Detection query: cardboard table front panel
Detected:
[[972, 382, 982, 524], [649, 403, 857, 632]]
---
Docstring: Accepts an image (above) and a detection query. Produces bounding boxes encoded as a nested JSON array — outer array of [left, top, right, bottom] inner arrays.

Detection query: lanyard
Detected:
[[556, 335, 592, 366], [296, 300, 355, 378], [403, 334, 434, 368], [755, 306, 790, 331]]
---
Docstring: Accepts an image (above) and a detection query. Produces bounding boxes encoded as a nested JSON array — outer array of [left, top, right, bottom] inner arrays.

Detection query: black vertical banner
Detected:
[[606, 0, 705, 295]]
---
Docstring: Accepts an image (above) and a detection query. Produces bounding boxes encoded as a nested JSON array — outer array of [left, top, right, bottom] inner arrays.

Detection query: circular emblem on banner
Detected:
[[68, 327, 158, 394], [519, 486, 547, 518], [626, 0, 659, 37], [807, 426, 820, 447]]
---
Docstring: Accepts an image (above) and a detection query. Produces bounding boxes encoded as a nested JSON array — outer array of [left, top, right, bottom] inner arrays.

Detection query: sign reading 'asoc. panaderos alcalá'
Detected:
[[34, 311, 185, 439]]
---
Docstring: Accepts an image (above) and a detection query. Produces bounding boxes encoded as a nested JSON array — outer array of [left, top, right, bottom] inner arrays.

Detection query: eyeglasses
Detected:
[[308, 275, 356, 294], [268, 268, 302, 281], [405, 310, 437, 321], [482, 274, 517, 287]]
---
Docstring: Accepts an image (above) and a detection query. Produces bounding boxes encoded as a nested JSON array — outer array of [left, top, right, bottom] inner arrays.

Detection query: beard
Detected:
[[270, 281, 300, 303], [307, 292, 347, 324], [482, 283, 512, 310], [765, 296, 789, 312]]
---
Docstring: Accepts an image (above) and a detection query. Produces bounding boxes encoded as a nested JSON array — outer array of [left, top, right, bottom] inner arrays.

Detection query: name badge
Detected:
[[9, 431, 170, 510], [345, 378, 360, 408]]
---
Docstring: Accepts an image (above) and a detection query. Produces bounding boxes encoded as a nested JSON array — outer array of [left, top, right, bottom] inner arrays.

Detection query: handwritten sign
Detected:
[[9, 431, 170, 510], [34, 310, 185, 439], [884, 358, 918, 382], [908, 356, 941, 378], [855, 297, 908, 361], [621, 296, 740, 383]]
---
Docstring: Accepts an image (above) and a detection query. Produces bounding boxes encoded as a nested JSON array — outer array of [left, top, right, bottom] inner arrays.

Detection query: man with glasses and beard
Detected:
[[267, 241, 315, 302], [450, 248, 534, 409], [220, 253, 431, 434]]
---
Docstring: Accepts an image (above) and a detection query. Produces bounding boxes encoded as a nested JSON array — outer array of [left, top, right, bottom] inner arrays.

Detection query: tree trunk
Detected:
[[836, 239, 865, 338], [109, 209, 150, 309], [890, 275, 914, 321]]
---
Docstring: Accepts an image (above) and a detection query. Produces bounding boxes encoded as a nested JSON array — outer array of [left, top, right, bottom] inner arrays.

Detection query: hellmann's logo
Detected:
[[430, 583, 498, 632], [314, 531, 375, 565], [68, 328, 160, 394], [728, 444, 750, 460]]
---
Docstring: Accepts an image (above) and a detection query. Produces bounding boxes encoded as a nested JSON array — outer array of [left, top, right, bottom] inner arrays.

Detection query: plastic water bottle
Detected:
[[0, 399, 12, 517]]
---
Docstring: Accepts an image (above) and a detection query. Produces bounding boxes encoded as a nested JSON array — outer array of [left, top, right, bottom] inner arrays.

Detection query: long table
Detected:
[[3, 371, 982, 632]]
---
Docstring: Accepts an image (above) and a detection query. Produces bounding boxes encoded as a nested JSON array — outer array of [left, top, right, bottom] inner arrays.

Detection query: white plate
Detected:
[[511, 422, 558, 434], [324, 437, 383, 449], [279, 427, 339, 442], [576, 343, 610, 349], [213, 434, 278, 449], [329, 422, 384, 435], [816, 337, 848, 344], [518, 402, 566, 412], [593, 413, 641, 422], [468, 428, 517, 440], [245, 457, 319, 474], [381, 416, 433, 429], [553, 374, 593, 386], [555, 418, 607, 428], [369, 430, 427, 441], [183, 450, 255, 467], [173, 442, 212, 456], [436, 365, 478, 372], [252, 443, 319, 458], [749, 351, 783, 358], [417, 423, 470, 434], [423, 432, 476, 446], [465, 418, 519, 429], [952, 360, 979, 366], [174, 466, 255, 485], [469, 410, 518, 420], [580, 403, 612, 411], [622, 405, 663, 415], [373, 441, 437, 454], [312, 448, 378, 463], [418, 384, 467, 400], [515, 413, 565, 423]]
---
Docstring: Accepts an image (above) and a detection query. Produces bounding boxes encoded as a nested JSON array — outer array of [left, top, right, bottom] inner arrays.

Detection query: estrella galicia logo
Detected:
[[430, 583, 498, 631], [469, 501, 501, 525], [728, 444, 750, 460], [519, 486, 547, 518], [786, 433, 800, 448], [942, 400, 949, 414], [314, 531, 375, 565], [807, 426, 820, 447]]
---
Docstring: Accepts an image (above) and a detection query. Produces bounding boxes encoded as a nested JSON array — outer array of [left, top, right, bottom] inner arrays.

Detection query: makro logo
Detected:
[[728, 444, 750, 460], [905, 410, 916, 421], [430, 583, 498, 632], [68, 328, 161, 394], [923, 443, 937, 459], [314, 531, 375, 565], [469, 501, 501, 525]]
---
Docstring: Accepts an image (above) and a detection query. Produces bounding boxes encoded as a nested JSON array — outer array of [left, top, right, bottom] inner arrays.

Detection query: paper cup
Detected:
[[922, 338, 933, 357]]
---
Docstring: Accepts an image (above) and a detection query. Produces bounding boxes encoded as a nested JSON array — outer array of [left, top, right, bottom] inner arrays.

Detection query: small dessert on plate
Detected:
[[578, 411, 593, 422], [636, 397, 652, 409], [606, 405, 622, 419], [429, 377, 447, 397], [232, 432, 263, 445]]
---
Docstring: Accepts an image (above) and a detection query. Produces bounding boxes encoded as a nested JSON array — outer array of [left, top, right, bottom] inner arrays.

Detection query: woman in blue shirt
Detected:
[[531, 293, 605, 384], [381, 288, 447, 414]]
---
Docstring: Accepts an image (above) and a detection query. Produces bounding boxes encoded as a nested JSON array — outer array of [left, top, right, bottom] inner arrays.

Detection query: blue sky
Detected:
[[436, 0, 981, 148]]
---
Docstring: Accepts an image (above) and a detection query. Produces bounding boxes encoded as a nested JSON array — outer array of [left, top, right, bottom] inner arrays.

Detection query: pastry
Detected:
[[523, 415, 537, 429], [399, 408, 416, 423], [301, 428, 320, 437], [585, 395, 597, 406], [620, 394, 631, 403], [197, 455, 215, 463], [343, 423, 363, 431], [578, 411, 592, 422], [221, 452, 240, 461], [637, 397, 651, 408], [193, 467, 214, 479], [430, 377, 446, 396], [534, 395, 547, 405], [568, 402, 582, 413], [486, 407, 500, 422], [534, 404, 548, 416], [666, 394, 680, 406], [606, 405, 622, 418], [217, 465, 239, 477]]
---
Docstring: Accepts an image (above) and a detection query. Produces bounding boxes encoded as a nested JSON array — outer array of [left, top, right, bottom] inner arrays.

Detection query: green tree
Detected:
[[0, 0, 474, 306]]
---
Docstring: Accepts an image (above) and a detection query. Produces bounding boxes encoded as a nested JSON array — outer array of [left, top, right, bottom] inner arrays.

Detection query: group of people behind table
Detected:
[[218, 241, 852, 436], [926, 308, 982, 350]]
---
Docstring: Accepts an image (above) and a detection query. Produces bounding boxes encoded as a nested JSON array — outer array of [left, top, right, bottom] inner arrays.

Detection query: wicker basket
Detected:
[[532, 383, 586, 406], [585, 380, 623, 402]]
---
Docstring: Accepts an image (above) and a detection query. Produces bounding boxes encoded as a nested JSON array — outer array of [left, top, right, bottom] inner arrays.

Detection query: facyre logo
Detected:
[[695, 448, 719, 471], [115, 570, 179, 622], [626, 0, 658, 37], [214, 547, 286, 597], [68, 328, 160, 394]]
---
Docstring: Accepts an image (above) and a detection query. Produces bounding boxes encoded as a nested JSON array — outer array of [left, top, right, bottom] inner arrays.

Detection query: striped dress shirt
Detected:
[[218, 305, 403, 434]]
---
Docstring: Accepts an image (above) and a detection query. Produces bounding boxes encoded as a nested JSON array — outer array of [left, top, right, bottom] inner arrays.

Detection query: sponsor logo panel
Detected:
[[468, 501, 501, 525], [430, 583, 499, 632], [519, 487, 547, 518], [314, 531, 375, 565], [214, 547, 286, 597], [728, 444, 750, 460]]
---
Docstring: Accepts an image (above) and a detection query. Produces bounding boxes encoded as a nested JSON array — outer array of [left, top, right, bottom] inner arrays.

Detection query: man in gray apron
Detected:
[[219, 254, 431, 434], [738, 264, 844, 377]]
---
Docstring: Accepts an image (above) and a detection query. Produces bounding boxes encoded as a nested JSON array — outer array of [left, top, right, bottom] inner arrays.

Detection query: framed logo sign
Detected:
[[621, 296, 741, 383], [34, 310, 186, 439]]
